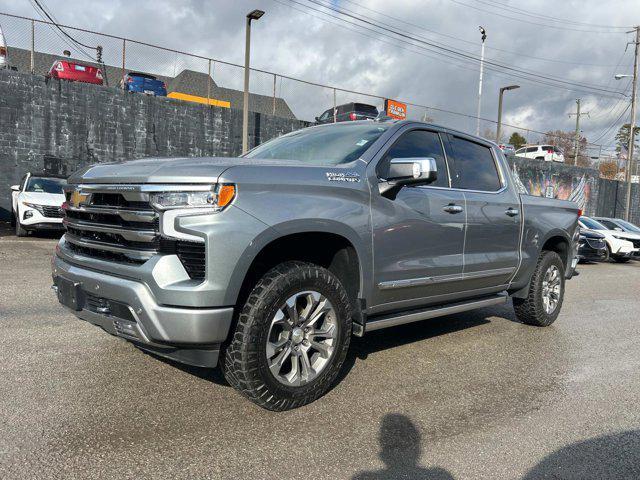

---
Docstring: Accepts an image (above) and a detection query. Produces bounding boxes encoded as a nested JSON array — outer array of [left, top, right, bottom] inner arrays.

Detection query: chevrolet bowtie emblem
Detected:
[[70, 190, 89, 208]]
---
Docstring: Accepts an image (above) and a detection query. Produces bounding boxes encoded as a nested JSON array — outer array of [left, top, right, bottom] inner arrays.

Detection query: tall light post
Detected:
[[614, 25, 639, 221], [242, 9, 265, 154], [496, 84, 519, 143], [476, 26, 487, 136]]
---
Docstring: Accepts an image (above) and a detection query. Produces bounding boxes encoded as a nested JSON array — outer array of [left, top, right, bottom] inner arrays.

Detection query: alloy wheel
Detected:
[[266, 290, 338, 387]]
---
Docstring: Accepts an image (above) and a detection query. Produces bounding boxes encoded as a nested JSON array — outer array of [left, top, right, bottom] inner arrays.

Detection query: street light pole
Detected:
[[476, 26, 487, 136], [242, 9, 265, 154], [616, 26, 639, 221], [496, 84, 519, 143]]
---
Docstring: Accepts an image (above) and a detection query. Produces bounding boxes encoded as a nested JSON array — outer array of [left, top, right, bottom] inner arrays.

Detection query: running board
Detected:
[[365, 293, 508, 332]]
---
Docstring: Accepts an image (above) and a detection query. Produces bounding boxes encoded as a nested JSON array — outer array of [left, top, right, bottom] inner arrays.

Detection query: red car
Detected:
[[48, 59, 103, 85]]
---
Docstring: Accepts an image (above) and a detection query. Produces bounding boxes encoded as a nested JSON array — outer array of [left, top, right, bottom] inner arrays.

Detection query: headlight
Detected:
[[22, 202, 43, 213], [150, 184, 235, 211]]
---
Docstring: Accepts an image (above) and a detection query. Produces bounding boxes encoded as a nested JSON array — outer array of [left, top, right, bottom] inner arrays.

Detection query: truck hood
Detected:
[[19, 191, 65, 206], [69, 157, 305, 184]]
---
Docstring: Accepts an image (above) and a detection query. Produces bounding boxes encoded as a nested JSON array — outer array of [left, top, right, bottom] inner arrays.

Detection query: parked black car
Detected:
[[315, 102, 378, 124], [577, 229, 608, 262]]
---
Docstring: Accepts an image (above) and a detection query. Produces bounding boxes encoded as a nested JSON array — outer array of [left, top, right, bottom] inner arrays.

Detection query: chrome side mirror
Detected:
[[387, 157, 438, 183], [380, 157, 438, 196]]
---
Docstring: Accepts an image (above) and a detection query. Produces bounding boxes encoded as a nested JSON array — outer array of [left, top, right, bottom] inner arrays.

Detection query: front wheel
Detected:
[[15, 214, 28, 237], [513, 251, 565, 327], [222, 261, 352, 411]]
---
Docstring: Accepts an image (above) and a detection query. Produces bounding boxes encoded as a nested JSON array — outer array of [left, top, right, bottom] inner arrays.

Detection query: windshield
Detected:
[[580, 217, 607, 231], [243, 123, 390, 165], [25, 177, 66, 194], [616, 219, 640, 233]]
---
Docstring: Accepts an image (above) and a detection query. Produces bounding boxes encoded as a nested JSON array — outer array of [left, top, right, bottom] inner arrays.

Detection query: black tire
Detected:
[[10, 211, 16, 227], [221, 261, 352, 411], [15, 215, 28, 237], [513, 251, 565, 327]]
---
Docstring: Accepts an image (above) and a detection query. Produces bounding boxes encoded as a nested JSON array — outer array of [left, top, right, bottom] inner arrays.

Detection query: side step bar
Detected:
[[365, 293, 508, 333]]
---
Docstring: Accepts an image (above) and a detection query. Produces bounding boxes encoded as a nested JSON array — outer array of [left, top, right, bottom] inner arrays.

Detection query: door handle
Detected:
[[505, 207, 519, 217], [443, 204, 463, 214]]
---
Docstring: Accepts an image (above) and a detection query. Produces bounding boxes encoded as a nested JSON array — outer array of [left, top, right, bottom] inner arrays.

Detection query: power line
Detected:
[[590, 103, 631, 144], [447, 0, 631, 34], [474, 0, 631, 30], [340, 0, 631, 67], [297, 0, 627, 97], [31, 0, 97, 54], [27, 0, 95, 61]]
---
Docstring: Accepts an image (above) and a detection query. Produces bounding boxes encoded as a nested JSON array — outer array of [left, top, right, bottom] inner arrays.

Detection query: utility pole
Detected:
[[624, 26, 639, 221], [476, 26, 487, 136], [568, 98, 589, 166]]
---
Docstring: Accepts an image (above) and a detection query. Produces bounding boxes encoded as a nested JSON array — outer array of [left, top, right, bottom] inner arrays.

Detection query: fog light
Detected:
[[23, 210, 33, 219]]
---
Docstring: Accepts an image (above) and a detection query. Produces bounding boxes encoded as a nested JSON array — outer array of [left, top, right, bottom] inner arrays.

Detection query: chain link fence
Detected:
[[0, 11, 622, 156]]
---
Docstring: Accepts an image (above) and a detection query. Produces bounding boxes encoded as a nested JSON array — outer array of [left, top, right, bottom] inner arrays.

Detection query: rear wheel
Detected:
[[513, 251, 565, 327], [222, 261, 352, 411]]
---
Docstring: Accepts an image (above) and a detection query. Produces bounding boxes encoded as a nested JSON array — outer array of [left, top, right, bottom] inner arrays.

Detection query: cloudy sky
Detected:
[[1, 0, 639, 155]]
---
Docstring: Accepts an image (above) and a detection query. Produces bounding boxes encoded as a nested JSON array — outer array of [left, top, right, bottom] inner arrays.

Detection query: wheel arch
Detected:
[[226, 219, 369, 311]]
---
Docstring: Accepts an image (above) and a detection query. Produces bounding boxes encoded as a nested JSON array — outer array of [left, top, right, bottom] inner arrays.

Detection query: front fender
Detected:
[[223, 217, 373, 306]]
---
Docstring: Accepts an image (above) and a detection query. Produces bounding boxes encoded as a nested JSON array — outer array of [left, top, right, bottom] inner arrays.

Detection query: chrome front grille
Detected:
[[63, 188, 159, 264], [62, 185, 207, 279], [42, 205, 64, 218]]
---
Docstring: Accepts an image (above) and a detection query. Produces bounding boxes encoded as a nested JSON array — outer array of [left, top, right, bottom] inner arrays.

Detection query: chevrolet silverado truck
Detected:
[[52, 120, 579, 411]]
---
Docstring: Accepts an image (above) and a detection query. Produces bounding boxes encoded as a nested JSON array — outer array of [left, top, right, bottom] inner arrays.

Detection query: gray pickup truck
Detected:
[[52, 120, 579, 410]]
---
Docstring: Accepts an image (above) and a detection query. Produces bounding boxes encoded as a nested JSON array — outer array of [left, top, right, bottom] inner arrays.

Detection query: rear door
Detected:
[[369, 127, 466, 313], [444, 134, 521, 291]]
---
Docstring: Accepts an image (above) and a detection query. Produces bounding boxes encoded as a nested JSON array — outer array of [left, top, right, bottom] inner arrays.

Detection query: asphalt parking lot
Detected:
[[1, 227, 639, 479]]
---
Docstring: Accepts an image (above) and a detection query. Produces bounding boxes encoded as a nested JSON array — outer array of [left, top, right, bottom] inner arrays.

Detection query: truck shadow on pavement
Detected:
[[354, 414, 640, 480], [147, 304, 515, 388]]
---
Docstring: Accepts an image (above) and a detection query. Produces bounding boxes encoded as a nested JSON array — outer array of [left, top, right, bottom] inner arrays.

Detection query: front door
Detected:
[[369, 128, 466, 314]]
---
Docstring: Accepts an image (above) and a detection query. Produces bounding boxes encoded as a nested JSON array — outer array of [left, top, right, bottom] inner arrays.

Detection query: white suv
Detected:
[[578, 216, 638, 263], [515, 145, 565, 163], [11, 173, 66, 236]]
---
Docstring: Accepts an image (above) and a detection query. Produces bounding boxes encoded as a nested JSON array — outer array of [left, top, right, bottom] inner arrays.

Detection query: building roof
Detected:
[[7, 47, 296, 119]]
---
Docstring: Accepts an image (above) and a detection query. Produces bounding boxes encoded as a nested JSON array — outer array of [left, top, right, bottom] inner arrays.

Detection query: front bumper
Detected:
[[52, 254, 234, 367]]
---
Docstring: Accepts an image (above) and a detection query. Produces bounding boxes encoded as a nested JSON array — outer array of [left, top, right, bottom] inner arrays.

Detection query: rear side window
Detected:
[[378, 130, 449, 188], [526, 147, 538, 153], [355, 103, 378, 115], [447, 136, 501, 191]]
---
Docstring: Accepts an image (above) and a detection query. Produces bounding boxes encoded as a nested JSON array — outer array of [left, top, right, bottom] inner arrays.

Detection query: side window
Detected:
[[526, 147, 537, 153], [598, 219, 617, 229], [378, 130, 449, 188], [20, 175, 28, 190], [447, 136, 502, 191], [319, 110, 330, 121]]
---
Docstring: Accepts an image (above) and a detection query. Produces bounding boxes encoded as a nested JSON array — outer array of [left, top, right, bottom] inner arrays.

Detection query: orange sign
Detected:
[[384, 99, 407, 120]]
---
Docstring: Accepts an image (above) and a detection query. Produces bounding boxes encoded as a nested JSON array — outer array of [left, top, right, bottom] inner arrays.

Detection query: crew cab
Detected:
[[52, 120, 580, 410]]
